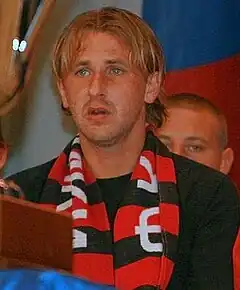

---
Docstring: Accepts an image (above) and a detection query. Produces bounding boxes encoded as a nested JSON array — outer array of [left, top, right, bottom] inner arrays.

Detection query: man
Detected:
[[155, 93, 234, 174], [8, 7, 239, 290]]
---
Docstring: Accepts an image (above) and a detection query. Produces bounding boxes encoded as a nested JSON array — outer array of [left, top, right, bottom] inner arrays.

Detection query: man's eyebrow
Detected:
[[74, 59, 129, 67], [105, 59, 128, 66], [185, 136, 208, 144], [74, 60, 90, 67], [159, 134, 209, 144]]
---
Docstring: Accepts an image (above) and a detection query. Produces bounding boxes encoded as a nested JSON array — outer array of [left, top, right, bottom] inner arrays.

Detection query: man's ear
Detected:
[[144, 72, 161, 104], [220, 147, 234, 174], [0, 143, 8, 171], [57, 80, 69, 110]]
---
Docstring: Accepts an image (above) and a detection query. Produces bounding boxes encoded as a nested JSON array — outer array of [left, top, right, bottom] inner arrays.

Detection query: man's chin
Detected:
[[80, 131, 120, 148], [79, 124, 133, 148]]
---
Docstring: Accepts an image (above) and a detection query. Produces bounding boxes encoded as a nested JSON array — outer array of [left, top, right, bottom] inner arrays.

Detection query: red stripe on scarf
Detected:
[[114, 205, 159, 242], [69, 166, 84, 175], [156, 155, 177, 183], [48, 152, 68, 184], [158, 256, 175, 290], [233, 228, 240, 290], [159, 203, 179, 236], [131, 150, 156, 182], [115, 257, 161, 289], [73, 253, 114, 285], [131, 151, 176, 184], [73, 201, 110, 231]]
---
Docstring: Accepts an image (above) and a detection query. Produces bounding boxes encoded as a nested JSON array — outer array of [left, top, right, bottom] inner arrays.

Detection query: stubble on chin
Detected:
[[79, 123, 135, 149]]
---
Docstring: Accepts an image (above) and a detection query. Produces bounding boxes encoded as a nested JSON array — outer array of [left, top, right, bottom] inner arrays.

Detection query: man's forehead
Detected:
[[72, 33, 130, 63], [167, 107, 221, 128], [159, 117, 220, 146], [78, 31, 129, 52]]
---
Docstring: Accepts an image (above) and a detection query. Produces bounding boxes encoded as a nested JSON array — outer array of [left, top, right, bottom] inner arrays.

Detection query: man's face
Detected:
[[59, 32, 157, 147], [155, 107, 230, 172]]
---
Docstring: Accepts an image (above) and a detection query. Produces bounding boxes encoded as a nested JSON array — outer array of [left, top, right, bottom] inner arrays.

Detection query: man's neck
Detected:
[[79, 127, 146, 179]]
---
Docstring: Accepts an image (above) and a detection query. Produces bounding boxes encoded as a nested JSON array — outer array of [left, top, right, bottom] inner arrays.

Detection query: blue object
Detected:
[[0, 269, 115, 290], [142, 0, 240, 70]]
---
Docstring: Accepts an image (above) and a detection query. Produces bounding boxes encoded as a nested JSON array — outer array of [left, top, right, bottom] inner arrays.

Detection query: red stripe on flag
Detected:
[[73, 253, 114, 286]]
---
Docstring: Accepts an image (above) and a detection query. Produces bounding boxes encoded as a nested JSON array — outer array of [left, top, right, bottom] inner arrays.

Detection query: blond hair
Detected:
[[52, 7, 166, 127]]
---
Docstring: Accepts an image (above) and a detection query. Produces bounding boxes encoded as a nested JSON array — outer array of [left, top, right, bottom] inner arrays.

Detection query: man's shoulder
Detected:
[[173, 153, 239, 216], [7, 159, 56, 202], [170, 154, 239, 289], [173, 153, 227, 188]]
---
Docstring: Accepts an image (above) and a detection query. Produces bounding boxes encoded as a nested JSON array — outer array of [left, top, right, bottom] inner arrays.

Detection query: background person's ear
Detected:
[[144, 73, 162, 104], [220, 147, 234, 174]]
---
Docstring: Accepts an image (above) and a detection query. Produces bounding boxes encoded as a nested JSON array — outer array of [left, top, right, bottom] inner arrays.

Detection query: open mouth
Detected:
[[88, 107, 110, 116]]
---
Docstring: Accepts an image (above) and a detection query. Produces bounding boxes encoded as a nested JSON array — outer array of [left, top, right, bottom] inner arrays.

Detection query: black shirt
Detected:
[[96, 174, 131, 230]]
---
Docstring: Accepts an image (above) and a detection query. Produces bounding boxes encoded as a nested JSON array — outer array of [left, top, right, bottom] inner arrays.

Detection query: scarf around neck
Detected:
[[40, 132, 179, 289]]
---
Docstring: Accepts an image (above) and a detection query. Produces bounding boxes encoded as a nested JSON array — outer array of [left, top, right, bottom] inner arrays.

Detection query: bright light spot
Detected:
[[12, 38, 19, 51], [19, 40, 27, 52]]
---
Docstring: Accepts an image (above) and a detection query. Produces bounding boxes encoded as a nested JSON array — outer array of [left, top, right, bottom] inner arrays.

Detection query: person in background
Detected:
[[155, 93, 234, 174], [8, 7, 239, 290]]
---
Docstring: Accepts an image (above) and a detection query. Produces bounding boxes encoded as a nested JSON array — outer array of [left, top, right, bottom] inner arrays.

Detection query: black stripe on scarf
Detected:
[[73, 227, 112, 254], [114, 232, 178, 268]]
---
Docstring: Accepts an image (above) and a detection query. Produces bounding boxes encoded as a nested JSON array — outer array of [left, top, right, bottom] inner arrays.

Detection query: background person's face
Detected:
[[156, 107, 227, 171], [59, 31, 153, 147]]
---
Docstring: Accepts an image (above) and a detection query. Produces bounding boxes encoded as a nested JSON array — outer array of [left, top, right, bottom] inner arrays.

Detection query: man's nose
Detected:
[[88, 72, 106, 97]]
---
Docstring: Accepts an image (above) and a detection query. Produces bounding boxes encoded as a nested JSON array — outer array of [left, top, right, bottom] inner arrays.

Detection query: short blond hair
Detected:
[[52, 7, 167, 127], [166, 93, 228, 149]]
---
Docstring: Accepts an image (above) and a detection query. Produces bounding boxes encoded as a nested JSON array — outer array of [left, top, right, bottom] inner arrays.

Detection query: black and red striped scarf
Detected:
[[40, 131, 179, 289]]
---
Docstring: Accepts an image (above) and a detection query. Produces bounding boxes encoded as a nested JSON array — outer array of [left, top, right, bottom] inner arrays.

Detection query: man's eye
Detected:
[[186, 145, 204, 153], [109, 67, 124, 76], [76, 68, 90, 77]]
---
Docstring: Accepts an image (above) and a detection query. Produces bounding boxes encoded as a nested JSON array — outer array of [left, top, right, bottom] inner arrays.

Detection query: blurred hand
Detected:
[[0, 178, 24, 199]]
